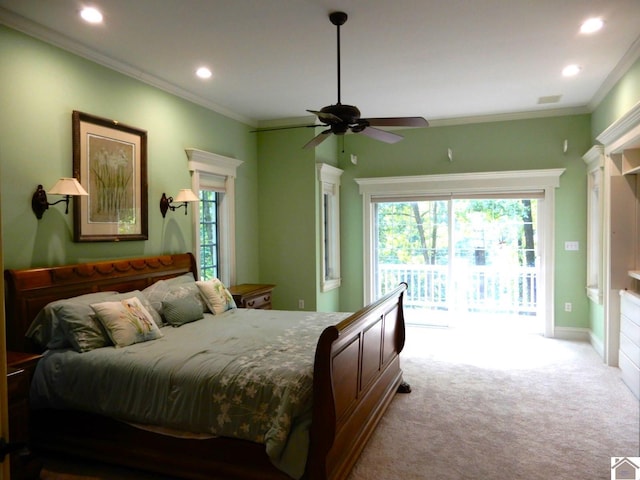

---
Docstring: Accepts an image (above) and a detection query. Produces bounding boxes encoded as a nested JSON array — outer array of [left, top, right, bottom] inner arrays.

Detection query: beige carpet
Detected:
[[348, 326, 640, 480], [39, 326, 639, 479]]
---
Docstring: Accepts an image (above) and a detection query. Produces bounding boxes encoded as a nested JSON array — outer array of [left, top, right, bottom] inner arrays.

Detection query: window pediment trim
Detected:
[[355, 168, 565, 196], [185, 148, 243, 177]]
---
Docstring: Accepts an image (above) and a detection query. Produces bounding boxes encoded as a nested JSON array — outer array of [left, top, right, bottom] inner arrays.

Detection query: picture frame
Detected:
[[72, 110, 148, 242]]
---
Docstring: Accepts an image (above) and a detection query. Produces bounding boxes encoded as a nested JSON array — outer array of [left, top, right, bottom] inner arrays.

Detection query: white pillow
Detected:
[[91, 296, 163, 347], [196, 279, 237, 314]]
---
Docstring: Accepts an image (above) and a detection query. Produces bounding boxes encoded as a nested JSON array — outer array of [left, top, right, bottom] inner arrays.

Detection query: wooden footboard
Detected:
[[308, 282, 407, 480], [4, 254, 408, 480]]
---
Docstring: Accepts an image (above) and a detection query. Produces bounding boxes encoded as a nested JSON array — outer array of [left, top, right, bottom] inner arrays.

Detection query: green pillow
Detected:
[[26, 291, 118, 350], [55, 301, 112, 352], [162, 296, 204, 327]]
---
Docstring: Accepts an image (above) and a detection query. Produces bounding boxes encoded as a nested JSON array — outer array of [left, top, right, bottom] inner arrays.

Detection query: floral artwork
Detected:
[[72, 110, 148, 242], [88, 135, 135, 224]]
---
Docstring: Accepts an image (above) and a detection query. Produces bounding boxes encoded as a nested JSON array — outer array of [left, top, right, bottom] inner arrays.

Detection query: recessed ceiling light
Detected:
[[80, 7, 103, 24], [562, 64, 581, 77], [196, 67, 212, 79], [580, 17, 604, 34]]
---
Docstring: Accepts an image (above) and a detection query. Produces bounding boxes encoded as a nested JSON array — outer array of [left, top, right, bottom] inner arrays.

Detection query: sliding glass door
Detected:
[[375, 199, 450, 326], [374, 197, 540, 331]]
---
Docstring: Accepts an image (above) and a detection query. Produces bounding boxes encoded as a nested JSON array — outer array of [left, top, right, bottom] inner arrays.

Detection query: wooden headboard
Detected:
[[4, 253, 197, 352]]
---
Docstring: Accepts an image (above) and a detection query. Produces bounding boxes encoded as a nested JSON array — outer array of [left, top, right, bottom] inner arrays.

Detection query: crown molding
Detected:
[[0, 8, 255, 127], [589, 34, 640, 111], [596, 100, 640, 148]]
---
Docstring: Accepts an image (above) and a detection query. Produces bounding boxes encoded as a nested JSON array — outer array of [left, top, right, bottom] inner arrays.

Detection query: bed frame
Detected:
[[4, 253, 408, 480]]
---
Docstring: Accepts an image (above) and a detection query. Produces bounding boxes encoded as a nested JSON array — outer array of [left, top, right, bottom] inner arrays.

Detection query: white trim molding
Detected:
[[554, 327, 591, 342], [355, 168, 565, 195], [355, 168, 565, 338], [583, 145, 605, 305], [185, 148, 243, 286], [0, 8, 254, 125], [593, 101, 640, 367], [317, 163, 343, 292], [597, 100, 640, 151]]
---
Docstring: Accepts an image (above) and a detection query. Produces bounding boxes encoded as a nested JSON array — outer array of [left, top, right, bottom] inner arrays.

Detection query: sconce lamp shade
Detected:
[[174, 189, 200, 203], [32, 177, 88, 219], [48, 177, 89, 196], [160, 189, 200, 217]]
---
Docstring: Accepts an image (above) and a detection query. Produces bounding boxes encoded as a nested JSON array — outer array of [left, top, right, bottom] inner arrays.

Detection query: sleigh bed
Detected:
[[4, 253, 408, 480]]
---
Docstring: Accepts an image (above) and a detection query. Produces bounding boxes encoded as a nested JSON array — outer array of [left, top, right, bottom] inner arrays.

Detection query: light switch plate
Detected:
[[564, 241, 579, 251]]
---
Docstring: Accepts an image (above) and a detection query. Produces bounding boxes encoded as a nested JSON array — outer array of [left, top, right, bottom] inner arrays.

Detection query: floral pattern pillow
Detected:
[[196, 279, 237, 314], [91, 296, 163, 347]]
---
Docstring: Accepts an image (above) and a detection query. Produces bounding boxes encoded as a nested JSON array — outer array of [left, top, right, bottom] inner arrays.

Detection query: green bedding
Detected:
[[30, 308, 351, 479]]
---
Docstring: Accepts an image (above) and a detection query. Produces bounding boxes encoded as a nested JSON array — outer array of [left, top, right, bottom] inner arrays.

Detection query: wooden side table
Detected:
[[229, 284, 275, 309], [7, 352, 42, 480]]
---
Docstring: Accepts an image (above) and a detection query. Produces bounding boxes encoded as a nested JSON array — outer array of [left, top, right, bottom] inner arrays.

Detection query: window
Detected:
[[186, 149, 243, 286], [317, 163, 343, 292], [199, 189, 219, 281], [583, 145, 604, 304]]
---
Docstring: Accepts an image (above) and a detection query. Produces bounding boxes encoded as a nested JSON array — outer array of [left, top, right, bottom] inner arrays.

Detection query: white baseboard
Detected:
[[589, 331, 605, 359], [553, 327, 590, 342]]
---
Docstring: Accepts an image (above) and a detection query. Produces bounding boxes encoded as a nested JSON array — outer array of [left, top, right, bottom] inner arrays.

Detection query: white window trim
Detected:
[[583, 145, 605, 304], [355, 168, 564, 338], [318, 163, 343, 292], [185, 148, 243, 286]]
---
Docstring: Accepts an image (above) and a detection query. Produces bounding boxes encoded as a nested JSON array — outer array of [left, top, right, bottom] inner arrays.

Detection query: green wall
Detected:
[[0, 26, 259, 284], [4, 23, 640, 335], [257, 113, 593, 329], [256, 127, 318, 310], [336, 116, 591, 329]]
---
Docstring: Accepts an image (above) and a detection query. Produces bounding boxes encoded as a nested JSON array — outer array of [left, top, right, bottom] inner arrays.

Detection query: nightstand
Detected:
[[7, 352, 42, 480], [229, 284, 275, 309]]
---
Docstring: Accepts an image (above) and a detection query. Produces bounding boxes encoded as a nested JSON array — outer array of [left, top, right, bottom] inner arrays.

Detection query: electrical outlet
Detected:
[[564, 302, 572, 312], [298, 299, 304, 309]]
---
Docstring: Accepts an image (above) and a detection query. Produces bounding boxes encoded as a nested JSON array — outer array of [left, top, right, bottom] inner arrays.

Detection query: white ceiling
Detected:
[[1, 0, 639, 127]]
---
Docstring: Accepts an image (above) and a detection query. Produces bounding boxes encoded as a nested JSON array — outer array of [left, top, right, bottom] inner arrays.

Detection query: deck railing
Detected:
[[378, 263, 537, 315]]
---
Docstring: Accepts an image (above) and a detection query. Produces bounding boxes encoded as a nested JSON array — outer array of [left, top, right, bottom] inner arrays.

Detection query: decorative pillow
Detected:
[[55, 290, 163, 352], [130, 290, 164, 327], [165, 272, 197, 286], [91, 296, 163, 347], [162, 296, 204, 327], [55, 302, 112, 352], [143, 278, 207, 317], [142, 280, 169, 314], [196, 279, 237, 314], [25, 291, 119, 350]]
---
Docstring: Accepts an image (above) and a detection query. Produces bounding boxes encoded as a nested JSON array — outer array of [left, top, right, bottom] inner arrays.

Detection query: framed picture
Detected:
[[72, 110, 148, 242]]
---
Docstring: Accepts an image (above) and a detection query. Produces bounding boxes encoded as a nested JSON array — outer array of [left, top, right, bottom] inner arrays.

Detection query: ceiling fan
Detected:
[[257, 11, 429, 149]]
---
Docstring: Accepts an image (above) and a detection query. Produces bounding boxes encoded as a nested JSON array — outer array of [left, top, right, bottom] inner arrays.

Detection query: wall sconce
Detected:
[[32, 178, 89, 219], [160, 189, 199, 217]]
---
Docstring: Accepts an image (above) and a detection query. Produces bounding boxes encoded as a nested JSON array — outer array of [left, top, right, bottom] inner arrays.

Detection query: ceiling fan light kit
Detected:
[[257, 11, 429, 149]]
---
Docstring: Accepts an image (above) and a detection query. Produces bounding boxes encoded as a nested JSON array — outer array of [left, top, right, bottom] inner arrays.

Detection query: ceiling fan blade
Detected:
[[357, 127, 404, 144], [250, 124, 319, 133], [364, 117, 429, 128], [303, 129, 332, 149], [307, 109, 342, 124]]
